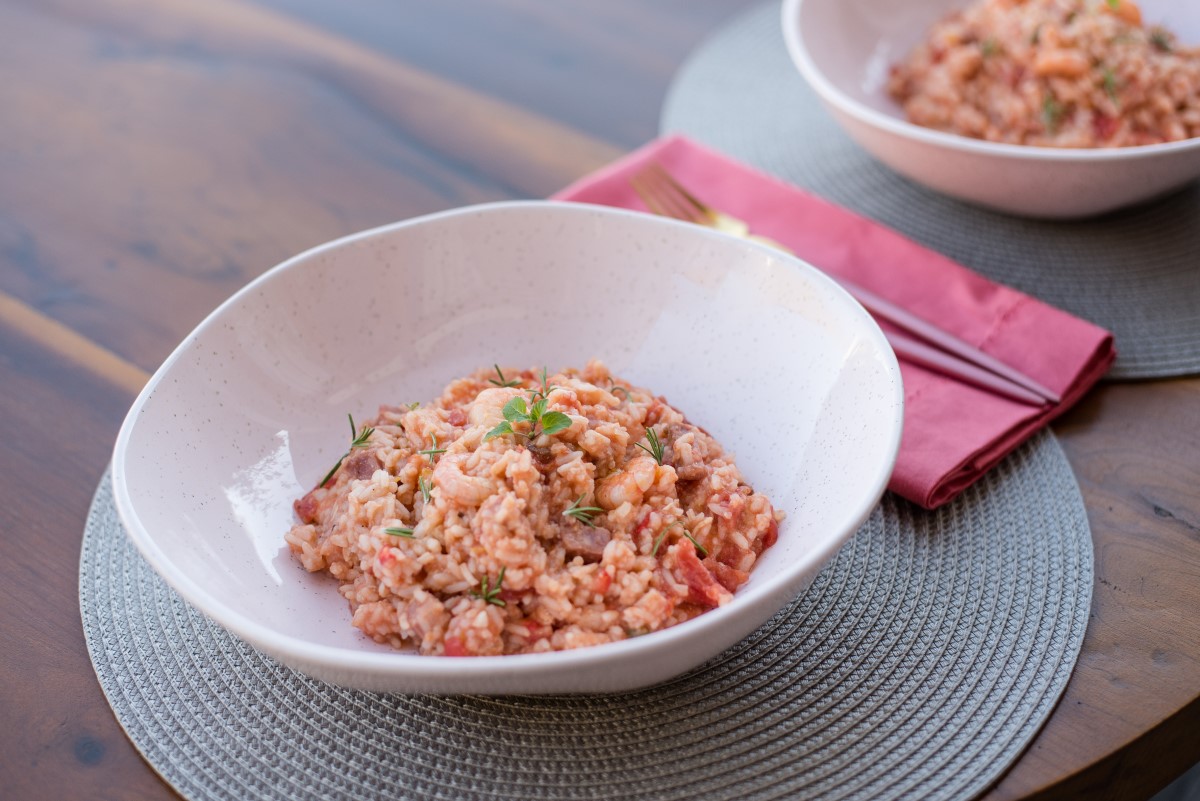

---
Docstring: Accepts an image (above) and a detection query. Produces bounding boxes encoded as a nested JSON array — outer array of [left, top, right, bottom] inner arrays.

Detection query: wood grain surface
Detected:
[[1, 0, 1198, 799]]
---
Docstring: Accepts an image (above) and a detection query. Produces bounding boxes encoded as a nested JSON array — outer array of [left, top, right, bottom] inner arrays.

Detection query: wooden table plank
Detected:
[[986, 379, 1200, 800], [0, 319, 166, 800]]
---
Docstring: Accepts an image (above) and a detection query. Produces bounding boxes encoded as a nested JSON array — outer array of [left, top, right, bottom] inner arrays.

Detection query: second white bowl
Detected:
[[782, 0, 1200, 219]]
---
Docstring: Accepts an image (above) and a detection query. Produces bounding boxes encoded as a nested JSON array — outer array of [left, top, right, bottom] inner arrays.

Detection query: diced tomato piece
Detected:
[[443, 636, 467, 657], [1093, 114, 1119, 143], [710, 561, 749, 593], [763, 518, 779, 549], [592, 570, 612, 595], [519, 619, 551, 641], [675, 539, 725, 608], [716, 544, 745, 568], [447, 408, 467, 426]]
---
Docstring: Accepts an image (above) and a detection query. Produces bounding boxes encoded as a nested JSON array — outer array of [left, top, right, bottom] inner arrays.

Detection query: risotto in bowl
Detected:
[[783, 0, 1200, 217], [112, 201, 903, 694]]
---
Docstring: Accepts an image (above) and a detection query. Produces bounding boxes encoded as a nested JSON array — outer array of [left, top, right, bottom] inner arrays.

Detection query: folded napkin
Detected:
[[553, 135, 1115, 509]]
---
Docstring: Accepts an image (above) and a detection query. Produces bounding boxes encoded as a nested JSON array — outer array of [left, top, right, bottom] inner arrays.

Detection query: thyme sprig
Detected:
[[563, 495, 605, 528], [651, 522, 708, 558], [418, 433, 447, 460], [485, 395, 572, 441], [418, 474, 433, 504], [385, 527, 414, 538], [489, 364, 521, 388], [470, 567, 507, 606], [319, 414, 375, 486], [1042, 94, 1064, 135], [636, 426, 665, 465]]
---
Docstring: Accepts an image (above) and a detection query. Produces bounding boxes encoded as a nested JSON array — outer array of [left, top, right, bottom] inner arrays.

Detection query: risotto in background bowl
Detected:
[[783, 0, 1200, 218], [112, 201, 903, 694]]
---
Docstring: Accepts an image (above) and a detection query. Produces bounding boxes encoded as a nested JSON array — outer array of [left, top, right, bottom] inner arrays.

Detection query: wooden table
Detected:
[[2, 1, 1198, 798]]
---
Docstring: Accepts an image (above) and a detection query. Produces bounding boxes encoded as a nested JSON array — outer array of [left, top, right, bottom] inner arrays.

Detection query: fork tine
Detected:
[[646, 163, 716, 219], [631, 166, 708, 225]]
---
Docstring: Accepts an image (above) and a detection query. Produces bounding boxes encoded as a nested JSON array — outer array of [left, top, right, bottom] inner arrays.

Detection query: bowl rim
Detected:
[[781, 0, 1200, 162], [110, 199, 904, 683]]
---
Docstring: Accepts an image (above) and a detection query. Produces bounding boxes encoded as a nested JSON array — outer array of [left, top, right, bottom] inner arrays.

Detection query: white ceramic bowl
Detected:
[[782, 0, 1200, 219], [112, 201, 903, 694]]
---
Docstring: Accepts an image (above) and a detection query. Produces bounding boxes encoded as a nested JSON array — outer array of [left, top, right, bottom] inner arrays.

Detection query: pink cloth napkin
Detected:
[[552, 135, 1115, 510]]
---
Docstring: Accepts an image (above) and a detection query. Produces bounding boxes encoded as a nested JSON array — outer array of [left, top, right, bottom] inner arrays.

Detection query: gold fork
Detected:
[[629, 163, 1060, 406], [630, 163, 793, 252]]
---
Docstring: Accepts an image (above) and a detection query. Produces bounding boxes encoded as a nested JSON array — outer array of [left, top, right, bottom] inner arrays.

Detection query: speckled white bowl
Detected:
[[783, 0, 1200, 219], [112, 201, 903, 694]]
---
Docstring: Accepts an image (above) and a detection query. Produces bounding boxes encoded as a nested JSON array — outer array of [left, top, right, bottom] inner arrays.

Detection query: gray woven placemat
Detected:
[[661, 1, 1200, 381], [80, 430, 1092, 801]]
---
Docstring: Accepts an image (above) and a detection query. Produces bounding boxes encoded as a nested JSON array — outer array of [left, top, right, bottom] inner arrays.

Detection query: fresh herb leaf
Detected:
[[385, 527, 414, 538], [537, 367, 555, 398], [539, 411, 572, 436], [489, 364, 521, 388], [980, 37, 999, 58], [406, 401, 420, 411], [635, 427, 666, 465], [502, 396, 528, 423], [418, 475, 432, 504], [485, 421, 514, 441], [651, 528, 670, 557], [650, 522, 706, 558], [470, 567, 507, 606], [493, 386, 570, 440], [563, 495, 605, 527], [681, 530, 709, 559], [319, 457, 345, 487], [418, 432, 446, 459], [1105, 0, 1119, 9]]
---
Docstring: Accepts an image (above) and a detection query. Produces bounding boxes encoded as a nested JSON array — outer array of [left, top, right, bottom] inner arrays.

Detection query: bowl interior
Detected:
[[799, 0, 1200, 120], [113, 201, 902, 667]]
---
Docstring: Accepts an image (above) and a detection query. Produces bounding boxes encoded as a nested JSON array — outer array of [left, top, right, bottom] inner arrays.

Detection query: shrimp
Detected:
[[468, 387, 522, 428], [432, 453, 496, 506], [595, 456, 657, 510]]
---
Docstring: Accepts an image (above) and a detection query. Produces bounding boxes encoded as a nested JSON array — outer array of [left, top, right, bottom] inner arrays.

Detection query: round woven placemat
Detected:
[[80, 430, 1092, 801], [661, 1, 1200, 381]]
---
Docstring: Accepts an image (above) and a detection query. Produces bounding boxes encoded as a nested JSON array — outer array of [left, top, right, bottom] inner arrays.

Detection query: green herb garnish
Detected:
[[635, 426, 665, 465], [536, 366, 555, 399], [1030, 24, 1042, 45], [1149, 26, 1173, 52], [980, 37, 1000, 58], [406, 401, 420, 411], [488, 364, 521, 388], [649, 521, 707, 558], [470, 567, 507, 606], [418, 432, 447, 460], [563, 495, 605, 528], [418, 475, 433, 504], [610, 385, 630, 400], [484, 394, 572, 441], [385, 527, 414, 538], [319, 414, 375, 486], [1105, 0, 1119, 10], [1042, 95, 1064, 134], [1102, 67, 1120, 103]]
